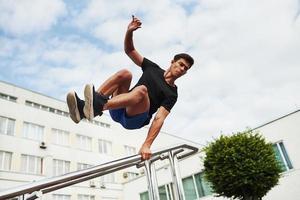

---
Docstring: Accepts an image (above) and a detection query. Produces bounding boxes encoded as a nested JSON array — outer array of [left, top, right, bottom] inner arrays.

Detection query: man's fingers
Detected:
[[131, 15, 141, 24], [141, 153, 152, 160]]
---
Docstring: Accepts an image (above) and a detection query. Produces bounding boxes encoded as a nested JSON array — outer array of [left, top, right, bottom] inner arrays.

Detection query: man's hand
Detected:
[[127, 15, 142, 32], [139, 144, 152, 160]]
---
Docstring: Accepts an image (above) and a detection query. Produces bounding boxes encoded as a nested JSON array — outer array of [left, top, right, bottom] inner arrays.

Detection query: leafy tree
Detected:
[[203, 131, 282, 200]]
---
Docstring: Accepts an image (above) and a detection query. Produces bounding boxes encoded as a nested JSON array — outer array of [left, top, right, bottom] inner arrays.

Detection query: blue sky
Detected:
[[0, 0, 300, 144]]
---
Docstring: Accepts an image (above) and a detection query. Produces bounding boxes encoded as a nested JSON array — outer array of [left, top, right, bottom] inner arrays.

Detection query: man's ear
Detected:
[[171, 59, 175, 64]]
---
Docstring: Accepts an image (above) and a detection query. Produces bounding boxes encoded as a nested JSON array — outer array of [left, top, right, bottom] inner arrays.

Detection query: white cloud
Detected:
[[0, 0, 66, 35], [75, 0, 188, 50], [160, 0, 300, 144], [0, 35, 139, 100], [1, 0, 300, 145]]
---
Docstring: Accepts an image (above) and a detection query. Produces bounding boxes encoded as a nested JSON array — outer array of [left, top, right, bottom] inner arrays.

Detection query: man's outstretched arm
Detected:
[[124, 15, 144, 67], [139, 106, 170, 160]]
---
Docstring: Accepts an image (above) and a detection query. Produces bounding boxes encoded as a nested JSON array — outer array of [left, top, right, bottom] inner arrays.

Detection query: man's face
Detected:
[[170, 58, 191, 78]]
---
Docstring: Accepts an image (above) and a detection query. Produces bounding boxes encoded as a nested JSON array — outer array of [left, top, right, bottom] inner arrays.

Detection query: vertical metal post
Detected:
[[150, 162, 160, 200], [145, 160, 154, 200], [144, 160, 160, 200], [168, 151, 185, 200]]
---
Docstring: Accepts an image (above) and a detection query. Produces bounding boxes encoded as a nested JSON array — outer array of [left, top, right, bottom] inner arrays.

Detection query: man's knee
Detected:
[[116, 69, 132, 82], [134, 85, 148, 101]]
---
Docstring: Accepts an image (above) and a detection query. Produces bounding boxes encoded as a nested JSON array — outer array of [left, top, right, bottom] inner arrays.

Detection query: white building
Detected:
[[1, 80, 299, 200], [0, 80, 199, 200], [124, 110, 300, 200]]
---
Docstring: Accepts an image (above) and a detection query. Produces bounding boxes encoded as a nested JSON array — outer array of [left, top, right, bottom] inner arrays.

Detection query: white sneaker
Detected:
[[66, 91, 85, 123]]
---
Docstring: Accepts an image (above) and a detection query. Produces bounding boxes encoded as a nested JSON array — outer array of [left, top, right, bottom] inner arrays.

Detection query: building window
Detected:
[[25, 100, 110, 128], [124, 145, 136, 156], [78, 194, 95, 200], [52, 194, 71, 200], [0, 116, 15, 136], [98, 139, 112, 155], [21, 154, 43, 174], [52, 128, 70, 146], [158, 185, 168, 200], [273, 141, 293, 172], [140, 173, 213, 200], [76, 134, 92, 151], [23, 122, 44, 141], [126, 172, 139, 180], [0, 92, 17, 102], [182, 173, 213, 199], [53, 159, 70, 176], [182, 176, 198, 200], [100, 173, 115, 183], [25, 100, 69, 117], [140, 192, 149, 200], [194, 172, 213, 197], [101, 198, 118, 200], [77, 163, 93, 170], [0, 151, 12, 171], [140, 183, 174, 200], [92, 120, 111, 128]]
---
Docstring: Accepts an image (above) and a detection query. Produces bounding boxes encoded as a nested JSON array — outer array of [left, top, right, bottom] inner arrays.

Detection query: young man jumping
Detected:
[[67, 16, 194, 160]]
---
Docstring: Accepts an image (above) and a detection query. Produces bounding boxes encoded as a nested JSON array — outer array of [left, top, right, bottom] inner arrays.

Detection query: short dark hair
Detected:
[[174, 53, 194, 67]]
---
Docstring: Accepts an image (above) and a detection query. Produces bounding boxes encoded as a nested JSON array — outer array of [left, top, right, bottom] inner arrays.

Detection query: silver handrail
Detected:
[[0, 143, 198, 200]]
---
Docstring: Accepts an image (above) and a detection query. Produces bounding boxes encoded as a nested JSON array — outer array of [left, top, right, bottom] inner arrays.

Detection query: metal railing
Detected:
[[0, 143, 199, 200]]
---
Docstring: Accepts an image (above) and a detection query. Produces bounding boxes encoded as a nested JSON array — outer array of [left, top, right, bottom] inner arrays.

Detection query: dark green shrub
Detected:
[[203, 131, 282, 200]]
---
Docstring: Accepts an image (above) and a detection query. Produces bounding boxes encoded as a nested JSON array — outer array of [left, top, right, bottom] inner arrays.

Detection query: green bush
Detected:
[[203, 131, 282, 200]]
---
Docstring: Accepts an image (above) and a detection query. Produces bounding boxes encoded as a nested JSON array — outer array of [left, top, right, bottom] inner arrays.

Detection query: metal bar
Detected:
[[25, 162, 139, 200], [168, 151, 185, 200], [42, 161, 136, 194], [0, 155, 142, 200], [145, 160, 154, 200], [174, 154, 185, 200], [136, 144, 198, 168], [150, 162, 160, 200], [0, 143, 199, 200], [144, 160, 160, 200]]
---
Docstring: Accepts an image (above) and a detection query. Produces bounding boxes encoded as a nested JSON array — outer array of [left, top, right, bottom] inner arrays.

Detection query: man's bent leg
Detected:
[[84, 85, 150, 121], [84, 69, 132, 120], [108, 86, 150, 129], [104, 85, 150, 115], [125, 86, 150, 116], [97, 69, 132, 96]]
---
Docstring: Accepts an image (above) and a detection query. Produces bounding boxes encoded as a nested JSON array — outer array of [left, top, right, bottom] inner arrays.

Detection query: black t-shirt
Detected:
[[132, 58, 178, 125]]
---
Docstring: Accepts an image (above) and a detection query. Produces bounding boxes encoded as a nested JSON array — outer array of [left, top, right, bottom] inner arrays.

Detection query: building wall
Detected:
[[2, 80, 298, 200], [0, 81, 198, 200], [123, 111, 300, 200], [252, 111, 300, 199]]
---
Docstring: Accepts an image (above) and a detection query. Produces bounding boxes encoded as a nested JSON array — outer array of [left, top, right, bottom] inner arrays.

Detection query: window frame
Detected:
[[20, 154, 43, 175], [124, 145, 136, 156], [53, 159, 70, 176], [273, 141, 293, 172], [52, 194, 71, 200], [52, 128, 70, 146], [0, 150, 12, 171], [22, 121, 44, 141], [98, 139, 112, 155], [0, 116, 15, 136], [76, 134, 92, 151]]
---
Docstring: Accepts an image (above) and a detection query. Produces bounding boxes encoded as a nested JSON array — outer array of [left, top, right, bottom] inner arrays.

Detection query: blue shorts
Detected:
[[109, 108, 149, 130]]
